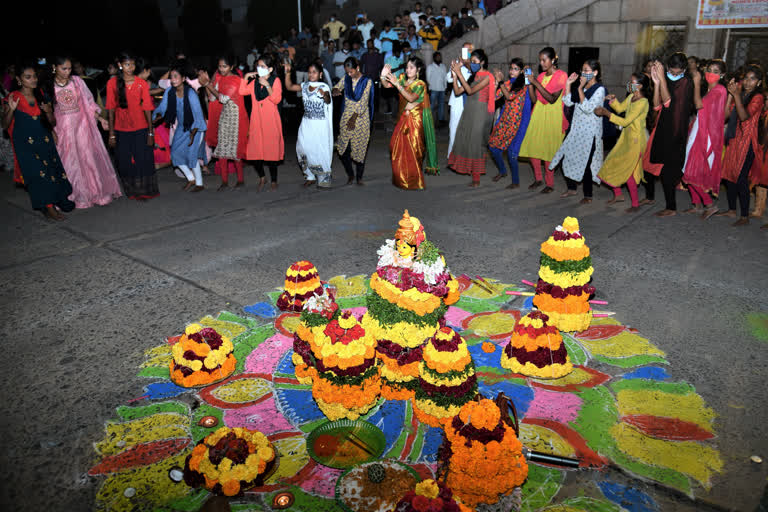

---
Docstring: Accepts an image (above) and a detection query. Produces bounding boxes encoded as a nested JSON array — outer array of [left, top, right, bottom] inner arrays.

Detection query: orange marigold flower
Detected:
[[481, 341, 496, 353]]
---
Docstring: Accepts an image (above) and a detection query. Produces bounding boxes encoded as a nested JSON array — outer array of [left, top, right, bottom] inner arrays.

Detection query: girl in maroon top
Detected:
[[106, 52, 158, 200]]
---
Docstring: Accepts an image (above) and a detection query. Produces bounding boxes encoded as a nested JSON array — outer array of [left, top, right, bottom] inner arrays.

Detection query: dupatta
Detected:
[[342, 74, 375, 122]]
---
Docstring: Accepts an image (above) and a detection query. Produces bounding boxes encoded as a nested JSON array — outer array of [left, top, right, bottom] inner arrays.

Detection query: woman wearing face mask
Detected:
[[682, 60, 727, 217], [241, 56, 284, 191], [714, 65, 765, 226], [332, 57, 373, 185], [382, 56, 438, 189], [643, 53, 693, 216], [48, 55, 121, 208], [548, 59, 605, 203], [447, 49, 496, 187], [106, 51, 158, 201], [199, 56, 249, 190], [518, 47, 568, 193], [488, 58, 532, 189], [284, 61, 334, 188], [153, 64, 207, 192], [595, 73, 650, 211], [1, 62, 75, 219]]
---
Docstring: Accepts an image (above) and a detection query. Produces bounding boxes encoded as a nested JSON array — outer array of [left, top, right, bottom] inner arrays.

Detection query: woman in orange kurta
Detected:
[[240, 56, 284, 191]]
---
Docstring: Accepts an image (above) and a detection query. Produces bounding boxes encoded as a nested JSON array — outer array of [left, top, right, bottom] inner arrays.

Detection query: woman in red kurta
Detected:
[[716, 65, 764, 226], [240, 56, 284, 191], [201, 57, 249, 190]]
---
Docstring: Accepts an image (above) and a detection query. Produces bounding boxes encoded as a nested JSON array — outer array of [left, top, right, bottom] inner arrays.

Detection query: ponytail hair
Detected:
[[116, 51, 137, 109], [539, 47, 558, 67]]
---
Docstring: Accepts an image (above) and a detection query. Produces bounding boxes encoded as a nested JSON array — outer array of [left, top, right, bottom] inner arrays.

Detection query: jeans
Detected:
[[489, 146, 519, 184], [726, 145, 754, 217], [430, 90, 445, 122]]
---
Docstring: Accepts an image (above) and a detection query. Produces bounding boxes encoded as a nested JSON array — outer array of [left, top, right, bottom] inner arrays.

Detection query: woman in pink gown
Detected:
[[50, 57, 122, 208]]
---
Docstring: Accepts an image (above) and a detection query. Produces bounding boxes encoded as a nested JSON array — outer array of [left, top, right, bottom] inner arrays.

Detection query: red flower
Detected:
[[412, 495, 431, 511]]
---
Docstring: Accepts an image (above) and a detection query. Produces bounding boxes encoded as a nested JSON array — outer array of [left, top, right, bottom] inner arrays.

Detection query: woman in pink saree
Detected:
[[50, 57, 121, 208]]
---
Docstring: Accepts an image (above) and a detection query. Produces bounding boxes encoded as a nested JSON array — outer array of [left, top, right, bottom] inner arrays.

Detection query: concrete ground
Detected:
[[1, 123, 766, 511]]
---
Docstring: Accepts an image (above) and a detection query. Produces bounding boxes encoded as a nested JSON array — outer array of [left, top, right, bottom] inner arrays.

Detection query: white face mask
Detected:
[[257, 67, 270, 77]]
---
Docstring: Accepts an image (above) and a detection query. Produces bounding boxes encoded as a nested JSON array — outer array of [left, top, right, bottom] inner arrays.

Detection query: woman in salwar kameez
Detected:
[[332, 57, 374, 185], [2, 64, 74, 220], [285, 61, 334, 188], [382, 57, 438, 190]]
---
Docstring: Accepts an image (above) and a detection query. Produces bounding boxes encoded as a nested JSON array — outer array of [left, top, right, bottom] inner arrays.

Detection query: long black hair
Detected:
[[14, 61, 54, 133], [632, 72, 651, 101], [741, 64, 765, 114], [46, 55, 72, 107], [583, 58, 602, 83], [116, 51, 137, 109], [162, 65, 195, 132], [508, 58, 526, 92]]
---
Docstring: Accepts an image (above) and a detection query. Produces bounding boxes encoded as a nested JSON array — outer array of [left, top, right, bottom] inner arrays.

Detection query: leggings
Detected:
[[254, 160, 278, 182], [489, 146, 519, 184], [531, 159, 554, 187], [178, 163, 203, 186], [660, 162, 684, 210], [688, 184, 713, 206], [339, 146, 365, 180], [611, 175, 640, 207], [726, 145, 754, 218], [643, 171, 656, 201], [216, 159, 244, 184], [564, 141, 596, 198]]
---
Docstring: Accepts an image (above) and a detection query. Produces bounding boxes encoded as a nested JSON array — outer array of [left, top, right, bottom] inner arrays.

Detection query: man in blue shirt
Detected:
[[382, 41, 405, 114], [379, 20, 398, 55]]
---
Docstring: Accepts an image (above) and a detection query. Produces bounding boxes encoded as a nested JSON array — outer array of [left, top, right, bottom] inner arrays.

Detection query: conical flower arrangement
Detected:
[[309, 311, 381, 420], [413, 326, 477, 428], [501, 310, 573, 379], [277, 260, 324, 312], [292, 291, 339, 385], [533, 217, 595, 332], [361, 210, 460, 400]]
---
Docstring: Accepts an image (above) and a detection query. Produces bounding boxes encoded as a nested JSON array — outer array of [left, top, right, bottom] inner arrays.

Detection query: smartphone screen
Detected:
[[524, 68, 532, 76], [461, 48, 470, 60]]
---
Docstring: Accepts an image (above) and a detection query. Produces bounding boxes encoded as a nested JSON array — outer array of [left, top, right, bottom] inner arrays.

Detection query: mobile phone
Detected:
[[461, 48, 470, 60], [524, 68, 532, 76]]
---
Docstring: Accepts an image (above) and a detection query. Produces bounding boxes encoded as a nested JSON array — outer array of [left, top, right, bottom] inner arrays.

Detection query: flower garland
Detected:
[[370, 272, 443, 316], [442, 399, 528, 507], [500, 311, 572, 379], [393, 478, 472, 512], [362, 314, 439, 349], [170, 325, 236, 387], [183, 427, 276, 496]]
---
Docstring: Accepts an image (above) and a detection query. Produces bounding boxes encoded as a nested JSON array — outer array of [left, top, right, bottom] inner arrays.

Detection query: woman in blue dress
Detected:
[[153, 65, 207, 191], [1, 63, 75, 220]]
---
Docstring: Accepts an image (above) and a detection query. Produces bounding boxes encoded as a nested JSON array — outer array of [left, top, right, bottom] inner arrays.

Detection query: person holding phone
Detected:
[[489, 58, 532, 188], [518, 47, 568, 193], [446, 42, 473, 156], [447, 49, 496, 186], [240, 56, 284, 191]]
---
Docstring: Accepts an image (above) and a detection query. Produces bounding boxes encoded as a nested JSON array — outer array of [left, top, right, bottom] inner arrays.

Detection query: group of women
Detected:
[[444, 45, 768, 228]]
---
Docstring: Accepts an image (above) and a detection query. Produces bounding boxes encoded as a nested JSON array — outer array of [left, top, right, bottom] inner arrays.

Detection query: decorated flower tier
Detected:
[[170, 325, 236, 387], [533, 217, 595, 332], [441, 397, 528, 509], [309, 311, 381, 420], [413, 326, 477, 428], [277, 260, 324, 312], [501, 310, 573, 379], [293, 291, 340, 385], [362, 210, 460, 400], [183, 427, 276, 496], [393, 479, 472, 512]]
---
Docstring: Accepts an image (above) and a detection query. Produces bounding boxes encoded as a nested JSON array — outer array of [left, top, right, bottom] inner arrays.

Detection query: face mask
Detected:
[[666, 71, 684, 82], [626, 82, 639, 93], [581, 72, 594, 81], [330, 17, 335, 21], [470, 62, 481, 73], [257, 67, 270, 77], [342, 49, 349, 54], [705, 72, 721, 85]]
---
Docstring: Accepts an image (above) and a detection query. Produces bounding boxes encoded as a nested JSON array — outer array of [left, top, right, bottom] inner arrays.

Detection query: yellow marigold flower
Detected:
[[562, 216, 580, 233], [338, 314, 358, 330], [415, 479, 440, 499], [185, 323, 203, 335], [189, 360, 203, 372], [218, 457, 233, 472], [257, 447, 275, 462]]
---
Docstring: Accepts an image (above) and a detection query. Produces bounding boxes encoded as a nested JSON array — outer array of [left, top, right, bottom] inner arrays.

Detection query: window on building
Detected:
[[726, 29, 768, 70], [638, 23, 688, 63], [568, 47, 599, 76]]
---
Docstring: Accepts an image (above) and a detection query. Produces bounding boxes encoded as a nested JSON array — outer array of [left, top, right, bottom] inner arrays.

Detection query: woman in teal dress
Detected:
[[1, 63, 74, 220]]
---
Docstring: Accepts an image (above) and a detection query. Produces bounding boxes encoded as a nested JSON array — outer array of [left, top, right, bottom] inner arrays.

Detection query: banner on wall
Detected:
[[697, 0, 768, 28]]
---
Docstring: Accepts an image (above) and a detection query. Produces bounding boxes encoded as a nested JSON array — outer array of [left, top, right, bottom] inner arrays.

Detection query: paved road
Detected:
[[1, 127, 766, 511]]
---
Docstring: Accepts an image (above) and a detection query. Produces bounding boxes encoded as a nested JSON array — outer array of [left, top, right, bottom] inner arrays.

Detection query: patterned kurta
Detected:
[[334, 76, 372, 163], [722, 93, 763, 186], [488, 85, 528, 150]]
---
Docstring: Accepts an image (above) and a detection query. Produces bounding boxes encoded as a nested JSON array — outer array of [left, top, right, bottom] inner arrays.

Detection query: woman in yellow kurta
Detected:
[[518, 47, 568, 193], [382, 57, 438, 190], [595, 72, 650, 212], [332, 57, 374, 185]]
